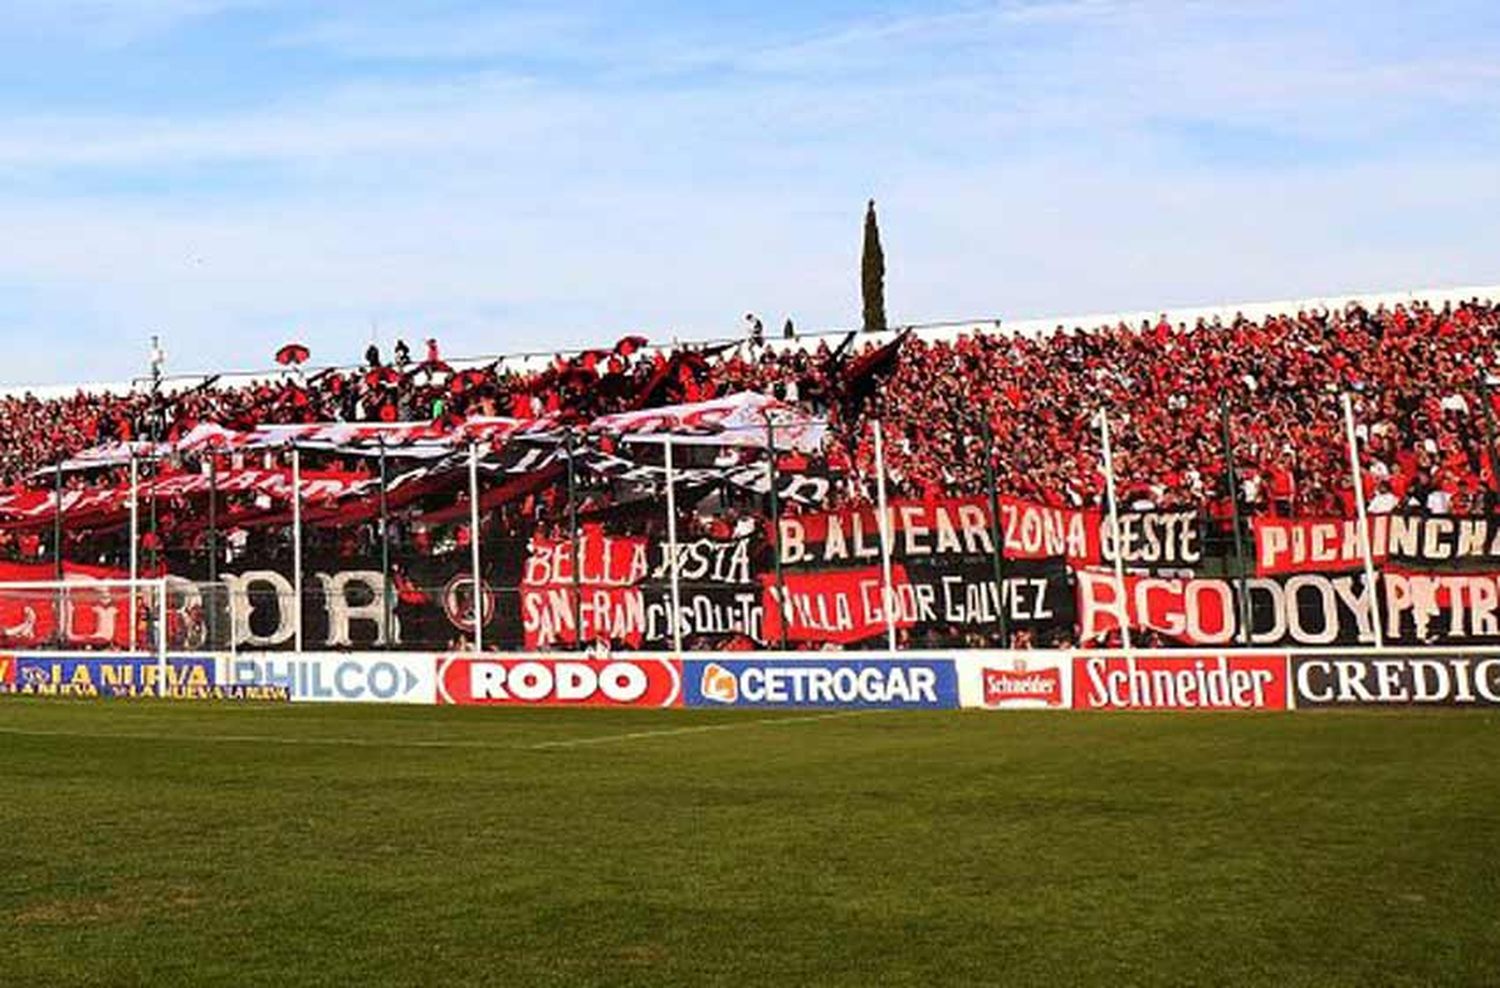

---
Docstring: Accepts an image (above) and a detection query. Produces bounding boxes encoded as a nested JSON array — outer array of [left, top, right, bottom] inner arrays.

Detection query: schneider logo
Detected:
[[700, 663, 739, 704], [982, 662, 1062, 707]]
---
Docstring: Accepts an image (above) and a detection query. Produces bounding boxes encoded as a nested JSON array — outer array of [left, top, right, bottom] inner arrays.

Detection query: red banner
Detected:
[[760, 564, 917, 645], [435, 657, 682, 706]]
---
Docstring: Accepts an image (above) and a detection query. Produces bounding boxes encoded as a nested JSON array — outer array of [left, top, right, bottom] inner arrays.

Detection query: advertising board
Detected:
[[10, 655, 216, 698], [956, 655, 1071, 709], [682, 657, 958, 708], [1292, 653, 1500, 707], [223, 654, 436, 704], [436, 657, 682, 707], [1072, 654, 1290, 710]]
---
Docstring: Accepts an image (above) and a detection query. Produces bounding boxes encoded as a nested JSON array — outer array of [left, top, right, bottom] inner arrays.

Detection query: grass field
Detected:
[[1, 700, 1498, 987]]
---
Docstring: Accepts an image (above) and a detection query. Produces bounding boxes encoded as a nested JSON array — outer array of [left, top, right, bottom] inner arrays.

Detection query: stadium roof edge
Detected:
[[3, 280, 1496, 400]]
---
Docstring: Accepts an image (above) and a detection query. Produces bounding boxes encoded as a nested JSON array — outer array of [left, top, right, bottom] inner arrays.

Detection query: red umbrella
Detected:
[[615, 335, 648, 357], [275, 342, 310, 366]]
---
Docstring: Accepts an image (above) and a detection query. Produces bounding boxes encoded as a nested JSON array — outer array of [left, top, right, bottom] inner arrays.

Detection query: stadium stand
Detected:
[[3, 287, 1499, 516], [2, 284, 1499, 654]]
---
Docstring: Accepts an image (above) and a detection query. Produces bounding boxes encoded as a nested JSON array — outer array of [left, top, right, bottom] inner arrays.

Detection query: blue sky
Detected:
[[1, 0, 1498, 384]]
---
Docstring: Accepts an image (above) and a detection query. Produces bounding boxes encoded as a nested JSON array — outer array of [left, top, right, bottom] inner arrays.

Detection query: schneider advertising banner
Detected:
[[956, 655, 1072, 709], [1072, 654, 1291, 711]]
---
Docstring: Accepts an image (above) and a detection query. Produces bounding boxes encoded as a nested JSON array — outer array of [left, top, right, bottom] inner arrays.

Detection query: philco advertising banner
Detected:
[[222, 653, 437, 704], [681, 657, 959, 708], [1072, 654, 1291, 711], [956, 654, 1071, 709], [436, 656, 683, 707], [1292, 653, 1500, 707]]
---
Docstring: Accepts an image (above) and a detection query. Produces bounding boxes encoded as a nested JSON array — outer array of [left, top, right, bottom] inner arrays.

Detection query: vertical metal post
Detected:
[[468, 441, 484, 652], [565, 429, 583, 651], [663, 435, 684, 653], [871, 419, 899, 651], [1481, 377, 1500, 509], [766, 418, 789, 650], [207, 448, 219, 649], [53, 461, 64, 648], [1342, 392, 1385, 648], [291, 444, 303, 653], [129, 453, 139, 651], [1219, 395, 1253, 644], [981, 417, 1009, 648], [1097, 409, 1133, 651], [148, 453, 159, 574], [377, 435, 391, 647], [156, 578, 168, 699]]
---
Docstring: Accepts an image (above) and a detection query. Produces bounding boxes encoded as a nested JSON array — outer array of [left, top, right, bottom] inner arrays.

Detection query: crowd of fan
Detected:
[[3, 297, 1500, 522]]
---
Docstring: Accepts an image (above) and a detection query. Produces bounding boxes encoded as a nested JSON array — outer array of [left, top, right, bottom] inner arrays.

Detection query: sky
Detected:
[[1, 0, 1498, 385]]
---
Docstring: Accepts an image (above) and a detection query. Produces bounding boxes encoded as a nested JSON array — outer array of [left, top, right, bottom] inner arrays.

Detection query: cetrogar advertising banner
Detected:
[[956, 654, 1071, 709], [1292, 653, 1500, 707], [222, 653, 437, 704], [1072, 654, 1291, 711], [436, 656, 682, 707], [682, 658, 959, 708], [10, 655, 216, 698]]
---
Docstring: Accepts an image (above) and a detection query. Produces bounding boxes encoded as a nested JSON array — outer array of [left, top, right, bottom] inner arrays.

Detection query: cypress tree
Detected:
[[861, 199, 887, 333]]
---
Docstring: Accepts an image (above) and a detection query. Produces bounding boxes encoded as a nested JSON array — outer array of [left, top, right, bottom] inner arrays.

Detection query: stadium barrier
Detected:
[[7, 648, 1500, 710]]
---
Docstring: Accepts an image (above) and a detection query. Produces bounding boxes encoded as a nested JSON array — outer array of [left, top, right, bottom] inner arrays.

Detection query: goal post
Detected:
[[0, 578, 181, 696]]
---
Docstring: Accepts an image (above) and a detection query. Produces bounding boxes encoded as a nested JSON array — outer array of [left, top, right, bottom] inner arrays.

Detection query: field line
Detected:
[[528, 709, 885, 749], [0, 726, 523, 750], [0, 710, 886, 752]]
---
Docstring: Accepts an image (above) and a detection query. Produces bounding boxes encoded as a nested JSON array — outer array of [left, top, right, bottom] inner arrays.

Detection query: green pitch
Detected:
[[1, 700, 1498, 987]]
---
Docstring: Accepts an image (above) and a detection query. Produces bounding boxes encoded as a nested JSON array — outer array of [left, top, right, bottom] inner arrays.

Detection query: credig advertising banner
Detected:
[[1292, 653, 1500, 707]]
